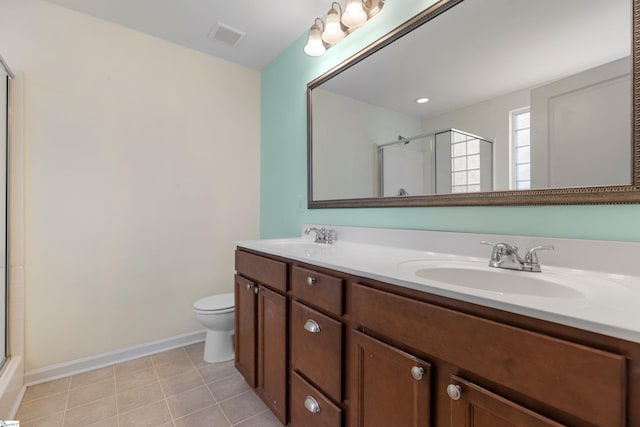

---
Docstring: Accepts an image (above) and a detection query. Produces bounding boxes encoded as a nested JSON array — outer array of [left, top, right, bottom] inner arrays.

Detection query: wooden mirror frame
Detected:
[[307, 0, 640, 208]]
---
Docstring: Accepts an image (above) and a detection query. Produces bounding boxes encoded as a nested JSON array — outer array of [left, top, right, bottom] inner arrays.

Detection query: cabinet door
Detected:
[[448, 375, 565, 427], [257, 286, 288, 424], [235, 275, 257, 387], [350, 330, 431, 427]]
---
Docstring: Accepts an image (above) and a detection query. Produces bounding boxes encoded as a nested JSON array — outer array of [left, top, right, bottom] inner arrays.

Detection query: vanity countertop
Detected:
[[236, 232, 640, 344]]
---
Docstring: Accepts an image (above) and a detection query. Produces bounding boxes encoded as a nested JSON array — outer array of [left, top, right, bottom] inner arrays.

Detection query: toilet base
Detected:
[[203, 329, 235, 363]]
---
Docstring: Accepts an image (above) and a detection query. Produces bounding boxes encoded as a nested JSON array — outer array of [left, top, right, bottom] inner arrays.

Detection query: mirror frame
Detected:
[[307, 0, 640, 208]]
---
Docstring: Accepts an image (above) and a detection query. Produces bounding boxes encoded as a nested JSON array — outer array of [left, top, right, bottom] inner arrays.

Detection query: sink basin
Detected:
[[399, 260, 584, 298]]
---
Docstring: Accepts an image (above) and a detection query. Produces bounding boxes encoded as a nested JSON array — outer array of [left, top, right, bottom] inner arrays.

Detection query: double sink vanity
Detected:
[[233, 225, 640, 427]]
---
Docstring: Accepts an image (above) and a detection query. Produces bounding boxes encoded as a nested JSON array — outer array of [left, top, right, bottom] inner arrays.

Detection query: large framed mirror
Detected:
[[307, 0, 640, 207]]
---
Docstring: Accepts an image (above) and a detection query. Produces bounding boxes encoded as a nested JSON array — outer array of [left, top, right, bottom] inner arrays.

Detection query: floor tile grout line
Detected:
[[230, 409, 274, 426], [191, 354, 234, 426], [113, 368, 121, 427], [60, 374, 72, 427], [149, 351, 177, 427]]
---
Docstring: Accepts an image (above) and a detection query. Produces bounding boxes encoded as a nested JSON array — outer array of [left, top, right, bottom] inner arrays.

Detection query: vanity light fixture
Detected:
[[304, 18, 327, 57], [304, 0, 385, 57], [416, 97, 430, 104]]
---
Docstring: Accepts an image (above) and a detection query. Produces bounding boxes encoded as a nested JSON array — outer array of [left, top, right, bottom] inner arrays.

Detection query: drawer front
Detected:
[[235, 250, 287, 292], [291, 265, 343, 316], [351, 283, 626, 427], [291, 371, 342, 427], [291, 301, 343, 401]]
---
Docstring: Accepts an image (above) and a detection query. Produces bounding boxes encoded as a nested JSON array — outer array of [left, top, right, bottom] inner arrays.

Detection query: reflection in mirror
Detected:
[[309, 0, 634, 205], [377, 129, 493, 197]]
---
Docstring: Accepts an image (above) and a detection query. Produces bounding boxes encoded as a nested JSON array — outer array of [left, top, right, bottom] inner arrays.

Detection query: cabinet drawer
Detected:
[[235, 250, 287, 292], [291, 265, 343, 316], [291, 371, 342, 427], [351, 283, 626, 427], [291, 301, 343, 401]]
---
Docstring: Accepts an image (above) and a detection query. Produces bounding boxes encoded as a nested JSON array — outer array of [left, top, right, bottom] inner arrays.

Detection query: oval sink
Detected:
[[399, 260, 585, 298]]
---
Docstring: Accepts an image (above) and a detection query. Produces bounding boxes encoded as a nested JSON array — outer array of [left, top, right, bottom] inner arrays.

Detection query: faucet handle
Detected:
[[523, 245, 554, 272]]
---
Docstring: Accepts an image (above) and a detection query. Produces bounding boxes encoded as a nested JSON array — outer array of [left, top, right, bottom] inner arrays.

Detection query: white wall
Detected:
[[0, 0, 260, 372], [312, 89, 422, 200]]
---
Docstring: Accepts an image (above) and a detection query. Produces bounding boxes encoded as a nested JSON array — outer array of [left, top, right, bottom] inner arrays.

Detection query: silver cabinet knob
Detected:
[[246, 282, 254, 290], [447, 384, 462, 401], [306, 276, 317, 285], [253, 286, 259, 295], [304, 396, 321, 413], [411, 366, 424, 380], [303, 319, 321, 334]]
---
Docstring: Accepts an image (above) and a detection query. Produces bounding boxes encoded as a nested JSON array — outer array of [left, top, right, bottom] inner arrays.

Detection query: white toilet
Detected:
[[192, 292, 235, 363]]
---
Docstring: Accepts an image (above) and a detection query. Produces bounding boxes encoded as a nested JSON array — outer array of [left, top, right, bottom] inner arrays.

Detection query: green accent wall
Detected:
[[260, 0, 640, 242]]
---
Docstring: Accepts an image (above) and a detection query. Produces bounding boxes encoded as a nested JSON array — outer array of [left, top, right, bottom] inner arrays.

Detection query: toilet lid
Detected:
[[193, 292, 234, 312]]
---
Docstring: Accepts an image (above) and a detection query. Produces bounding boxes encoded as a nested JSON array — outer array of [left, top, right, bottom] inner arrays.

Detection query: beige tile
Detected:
[[166, 385, 215, 419], [116, 381, 164, 414], [219, 390, 268, 425], [70, 367, 114, 389], [86, 416, 118, 427], [174, 405, 230, 427], [234, 409, 282, 427], [151, 347, 188, 365], [114, 356, 153, 377], [16, 393, 67, 422], [67, 378, 115, 409], [154, 357, 197, 379], [207, 374, 249, 402], [118, 400, 172, 427], [21, 411, 63, 427], [62, 396, 117, 427], [114, 367, 157, 392], [184, 342, 205, 357], [199, 362, 237, 384], [23, 378, 70, 403], [160, 368, 204, 397]]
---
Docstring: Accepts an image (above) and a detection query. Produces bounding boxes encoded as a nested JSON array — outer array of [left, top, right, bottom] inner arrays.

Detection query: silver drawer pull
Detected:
[[411, 366, 424, 380], [304, 319, 321, 334], [304, 396, 321, 413], [306, 276, 317, 285], [447, 384, 462, 401]]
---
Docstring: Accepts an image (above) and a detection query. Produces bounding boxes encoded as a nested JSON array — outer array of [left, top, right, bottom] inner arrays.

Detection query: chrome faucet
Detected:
[[481, 241, 554, 272], [304, 227, 337, 244]]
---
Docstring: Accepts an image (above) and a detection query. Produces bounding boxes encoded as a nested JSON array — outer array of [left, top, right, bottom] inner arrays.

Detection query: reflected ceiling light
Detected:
[[304, 0, 385, 57], [416, 97, 430, 104], [304, 18, 327, 57]]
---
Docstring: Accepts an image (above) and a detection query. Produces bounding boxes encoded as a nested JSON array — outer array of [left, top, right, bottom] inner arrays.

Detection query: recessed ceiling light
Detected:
[[416, 97, 430, 104]]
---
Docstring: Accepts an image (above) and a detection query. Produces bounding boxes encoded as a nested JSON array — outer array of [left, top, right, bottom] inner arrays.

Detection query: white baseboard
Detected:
[[24, 330, 206, 386]]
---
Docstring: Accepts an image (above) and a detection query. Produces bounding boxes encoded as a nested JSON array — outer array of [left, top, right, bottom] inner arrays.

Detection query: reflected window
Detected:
[[511, 108, 531, 190], [451, 132, 481, 193]]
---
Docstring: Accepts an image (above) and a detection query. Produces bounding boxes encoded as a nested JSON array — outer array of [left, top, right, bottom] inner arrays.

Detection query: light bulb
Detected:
[[342, 0, 367, 28], [322, 7, 345, 44], [304, 22, 326, 57]]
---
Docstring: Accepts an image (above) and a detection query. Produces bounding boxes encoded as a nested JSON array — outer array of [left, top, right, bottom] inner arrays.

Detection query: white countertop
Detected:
[[235, 226, 640, 344]]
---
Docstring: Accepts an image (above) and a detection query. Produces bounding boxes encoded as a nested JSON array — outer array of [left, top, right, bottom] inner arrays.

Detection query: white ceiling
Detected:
[[44, 0, 331, 69], [321, 0, 631, 120]]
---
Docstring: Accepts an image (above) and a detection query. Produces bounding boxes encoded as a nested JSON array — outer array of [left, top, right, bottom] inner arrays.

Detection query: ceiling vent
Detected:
[[208, 23, 245, 47]]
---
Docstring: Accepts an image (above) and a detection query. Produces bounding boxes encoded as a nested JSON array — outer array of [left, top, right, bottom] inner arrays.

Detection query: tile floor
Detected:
[[15, 343, 282, 427]]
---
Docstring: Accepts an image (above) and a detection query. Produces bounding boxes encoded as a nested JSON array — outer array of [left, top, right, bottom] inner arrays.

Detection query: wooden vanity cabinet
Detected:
[[235, 248, 639, 427], [350, 330, 432, 427], [350, 282, 628, 427], [234, 250, 288, 424], [290, 264, 346, 427]]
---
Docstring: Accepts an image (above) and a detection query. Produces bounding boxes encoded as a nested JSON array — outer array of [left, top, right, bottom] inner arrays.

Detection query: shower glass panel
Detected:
[[378, 129, 493, 196], [0, 70, 7, 370]]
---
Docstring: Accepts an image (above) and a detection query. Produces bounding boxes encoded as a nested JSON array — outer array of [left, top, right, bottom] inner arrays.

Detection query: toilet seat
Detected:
[[193, 292, 234, 314]]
